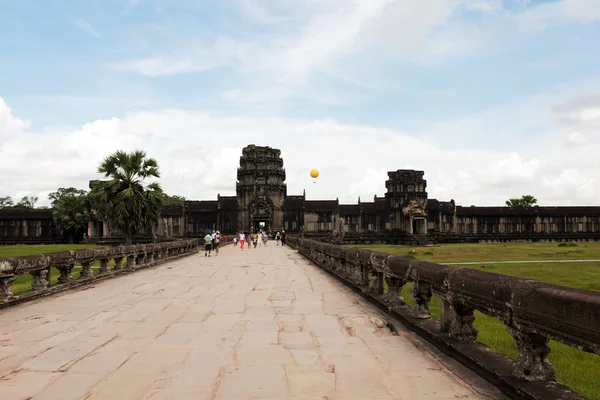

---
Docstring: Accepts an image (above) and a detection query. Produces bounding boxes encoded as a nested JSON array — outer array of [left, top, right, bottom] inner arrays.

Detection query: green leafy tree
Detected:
[[0, 196, 13, 209], [506, 195, 538, 207], [1, 196, 38, 211], [48, 188, 90, 243], [162, 194, 185, 206], [17, 196, 38, 209], [89, 150, 164, 245], [17, 196, 38, 210]]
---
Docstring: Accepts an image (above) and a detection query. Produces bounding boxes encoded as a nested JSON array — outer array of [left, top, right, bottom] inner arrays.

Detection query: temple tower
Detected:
[[236, 145, 286, 233], [385, 170, 428, 234]]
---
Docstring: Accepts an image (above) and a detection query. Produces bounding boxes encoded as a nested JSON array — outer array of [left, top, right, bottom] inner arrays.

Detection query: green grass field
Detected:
[[352, 243, 600, 399], [1, 245, 107, 294]]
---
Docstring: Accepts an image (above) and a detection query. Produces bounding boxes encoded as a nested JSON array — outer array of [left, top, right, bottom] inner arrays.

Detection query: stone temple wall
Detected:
[[2, 144, 600, 243]]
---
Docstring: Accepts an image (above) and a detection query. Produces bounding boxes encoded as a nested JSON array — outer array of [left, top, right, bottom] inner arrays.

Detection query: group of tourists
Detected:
[[202, 229, 287, 256], [233, 230, 286, 250], [203, 230, 222, 257]]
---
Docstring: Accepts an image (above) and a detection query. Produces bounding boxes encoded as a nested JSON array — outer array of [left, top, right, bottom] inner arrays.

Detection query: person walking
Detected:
[[239, 232, 245, 250], [204, 232, 213, 257], [257, 231, 263, 247], [275, 231, 280, 246], [214, 231, 221, 256], [263, 231, 268, 247], [233, 236, 238, 247], [253, 231, 258, 248], [281, 230, 286, 246]]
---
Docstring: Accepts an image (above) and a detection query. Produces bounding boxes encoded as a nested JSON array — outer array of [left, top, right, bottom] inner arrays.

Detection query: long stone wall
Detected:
[[0, 239, 199, 309], [287, 236, 600, 400]]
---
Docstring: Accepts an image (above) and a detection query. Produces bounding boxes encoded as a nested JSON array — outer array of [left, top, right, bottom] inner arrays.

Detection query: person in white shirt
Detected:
[[239, 232, 245, 250]]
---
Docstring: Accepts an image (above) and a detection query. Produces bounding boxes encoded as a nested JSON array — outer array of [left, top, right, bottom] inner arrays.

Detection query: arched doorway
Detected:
[[248, 197, 274, 232]]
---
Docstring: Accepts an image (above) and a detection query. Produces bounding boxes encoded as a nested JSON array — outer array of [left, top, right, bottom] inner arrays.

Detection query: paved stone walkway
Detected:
[[0, 245, 499, 400]]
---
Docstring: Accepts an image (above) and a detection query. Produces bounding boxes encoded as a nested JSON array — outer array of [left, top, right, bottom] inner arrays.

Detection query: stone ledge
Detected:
[[293, 247, 590, 400]]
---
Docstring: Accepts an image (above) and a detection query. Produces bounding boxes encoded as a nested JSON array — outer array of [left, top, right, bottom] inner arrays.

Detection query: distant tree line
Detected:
[[1, 149, 185, 244]]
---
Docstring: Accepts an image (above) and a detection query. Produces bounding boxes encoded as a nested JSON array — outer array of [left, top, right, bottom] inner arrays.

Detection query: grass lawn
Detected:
[[0, 244, 106, 258], [353, 243, 600, 399], [2, 245, 107, 294]]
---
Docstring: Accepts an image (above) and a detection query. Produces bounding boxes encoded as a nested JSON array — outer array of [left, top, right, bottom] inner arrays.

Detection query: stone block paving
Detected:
[[0, 245, 501, 399]]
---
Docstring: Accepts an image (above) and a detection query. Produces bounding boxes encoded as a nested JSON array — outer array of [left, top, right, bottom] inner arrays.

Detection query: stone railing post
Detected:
[[441, 300, 478, 342], [30, 269, 49, 290], [0, 274, 16, 299], [508, 328, 555, 381], [385, 276, 406, 305], [135, 252, 145, 267], [99, 259, 110, 274], [361, 265, 369, 286], [57, 263, 75, 283], [412, 280, 432, 319], [126, 254, 136, 269], [113, 256, 124, 270], [80, 260, 93, 279]]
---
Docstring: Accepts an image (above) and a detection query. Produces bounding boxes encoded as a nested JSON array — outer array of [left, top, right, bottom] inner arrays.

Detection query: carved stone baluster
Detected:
[[361, 266, 370, 286], [57, 263, 74, 283], [0, 274, 16, 299], [368, 270, 379, 293], [412, 280, 432, 319], [385, 276, 406, 305], [147, 251, 155, 263], [113, 257, 123, 271], [30, 269, 49, 290], [99, 259, 110, 274], [377, 272, 384, 294], [126, 254, 136, 269], [80, 260, 93, 278], [441, 301, 478, 342], [508, 328, 555, 381]]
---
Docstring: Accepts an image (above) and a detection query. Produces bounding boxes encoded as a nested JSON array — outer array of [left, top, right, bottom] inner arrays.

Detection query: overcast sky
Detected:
[[1, 0, 600, 206]]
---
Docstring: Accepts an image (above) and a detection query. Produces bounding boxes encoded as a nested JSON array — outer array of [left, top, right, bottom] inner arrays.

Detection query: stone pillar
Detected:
[[508, 328, 555, 381], [57, 263, 74, 283], [412, 280, 432, 319], [30, 269, 49, 290], [0, 274, 16, 299], [441, 300, 478, 342], [80, 261, 93, 278]]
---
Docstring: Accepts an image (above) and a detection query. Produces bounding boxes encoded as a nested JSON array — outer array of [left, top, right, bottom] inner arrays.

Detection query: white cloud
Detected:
[[0, 98, 31, 144], [517, 0, 600, 31], [74, 19, 103, 40], [1, 96, 598, 207], [107, 0, 466, 83]]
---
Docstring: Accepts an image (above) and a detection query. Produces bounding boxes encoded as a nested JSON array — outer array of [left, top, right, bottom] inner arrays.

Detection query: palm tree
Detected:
[[89, 150, 164, 245]]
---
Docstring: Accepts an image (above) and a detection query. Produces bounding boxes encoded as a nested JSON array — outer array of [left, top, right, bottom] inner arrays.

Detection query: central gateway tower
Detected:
[[236, 145, 286, 232]]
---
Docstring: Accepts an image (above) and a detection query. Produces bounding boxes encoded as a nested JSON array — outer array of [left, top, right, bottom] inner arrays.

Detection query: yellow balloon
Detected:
[[310, 169, 319, 179]]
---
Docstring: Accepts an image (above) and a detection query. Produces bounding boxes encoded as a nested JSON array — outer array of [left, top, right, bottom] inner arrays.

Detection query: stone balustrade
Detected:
[[0, 239, 199, 308], [288, 236, 600, 399]]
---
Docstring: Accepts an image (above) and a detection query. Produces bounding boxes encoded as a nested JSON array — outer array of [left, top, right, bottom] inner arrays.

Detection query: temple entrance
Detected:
[[253, 220, 267, 233], [412, 218, 426, 234], [248, 197, 274, 233]]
